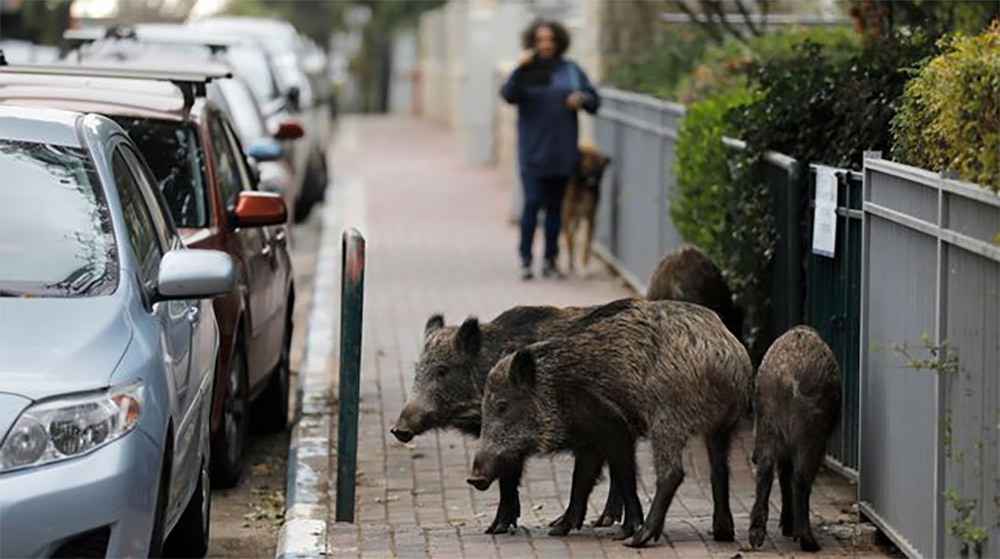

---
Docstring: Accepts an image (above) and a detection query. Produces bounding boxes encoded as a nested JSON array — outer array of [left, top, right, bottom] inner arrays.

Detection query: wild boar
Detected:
[[749, 326, 841, 552], [647, 245, 743, 341], [468, 299, 754, 546], [390, 304, 628, 534]]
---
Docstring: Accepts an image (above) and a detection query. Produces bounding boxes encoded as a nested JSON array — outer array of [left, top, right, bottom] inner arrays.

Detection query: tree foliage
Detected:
[[892, 23, 1000, 191]]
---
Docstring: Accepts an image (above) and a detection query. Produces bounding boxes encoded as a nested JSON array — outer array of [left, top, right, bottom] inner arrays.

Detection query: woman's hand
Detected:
[[518, 50, 535, 67], [565, 91, 588, 111]]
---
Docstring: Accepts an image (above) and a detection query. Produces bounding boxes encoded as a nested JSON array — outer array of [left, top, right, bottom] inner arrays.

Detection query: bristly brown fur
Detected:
[[749, 326, 841, 552], [647, 245, 744, 341], [478, 299, 754, 546]]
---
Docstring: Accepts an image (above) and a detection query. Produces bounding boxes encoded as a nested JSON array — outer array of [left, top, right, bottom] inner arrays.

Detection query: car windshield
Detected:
[[224, 45, 280, 103], [0, 140, 118, 298], [112, 117, 209, 228]]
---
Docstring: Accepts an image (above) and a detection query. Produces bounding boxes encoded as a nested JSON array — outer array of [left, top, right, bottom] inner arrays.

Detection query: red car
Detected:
[[0, 63, 296, 487]]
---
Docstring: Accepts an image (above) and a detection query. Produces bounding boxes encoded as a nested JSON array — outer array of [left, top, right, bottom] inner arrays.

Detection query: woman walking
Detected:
[[501, 19, 600, 279]]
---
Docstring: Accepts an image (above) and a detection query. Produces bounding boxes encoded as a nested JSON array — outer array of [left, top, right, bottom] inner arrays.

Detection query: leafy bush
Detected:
[[672, 86, 753, 260], [729, 32, 936, 166], [674, 27, 859, 103], [892, 23, 1000, 191]]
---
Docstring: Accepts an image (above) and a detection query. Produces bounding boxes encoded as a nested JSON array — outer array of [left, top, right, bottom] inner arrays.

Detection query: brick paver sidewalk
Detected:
[[278, 116, 888, 559]]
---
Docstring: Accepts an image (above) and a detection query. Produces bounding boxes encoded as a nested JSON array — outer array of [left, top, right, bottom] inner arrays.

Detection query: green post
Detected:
[[336, 228, 365, 522]]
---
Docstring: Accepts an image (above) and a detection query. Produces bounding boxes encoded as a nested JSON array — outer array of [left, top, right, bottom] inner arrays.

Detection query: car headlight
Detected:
[[0, 381, 144, 473]]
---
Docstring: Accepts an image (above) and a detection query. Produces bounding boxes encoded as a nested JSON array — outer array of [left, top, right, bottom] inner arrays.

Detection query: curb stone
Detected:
[[275, 180, 345, 559]]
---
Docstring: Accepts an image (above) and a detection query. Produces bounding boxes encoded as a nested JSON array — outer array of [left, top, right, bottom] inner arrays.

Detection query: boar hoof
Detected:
[[748, 526, 766, 549], [625, 525, 658, 548], [484, 519, 516, 535], [798, 534, 820, 552], [593, 510, 622, 527], [780, 520, 793, 537], [548, 522, 571, 537], [712, 523, 735, 542]]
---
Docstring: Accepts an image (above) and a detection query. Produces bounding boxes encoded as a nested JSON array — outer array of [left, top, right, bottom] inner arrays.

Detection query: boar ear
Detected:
[[455, 317, 481, 355], [509, 349, 536, 389], [425, 314, 445, 339]]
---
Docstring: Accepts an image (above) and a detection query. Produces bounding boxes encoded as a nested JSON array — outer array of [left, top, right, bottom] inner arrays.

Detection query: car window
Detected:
[[208, 112, 245, 209], [118, 144, 175, 249], [217, 78, 268, 143], [221, 120, 255, 191], [224, 44, 280, 103], [112, 117, 208, 229], [113, 151, 162, 288], [0, 140, 118, 298]]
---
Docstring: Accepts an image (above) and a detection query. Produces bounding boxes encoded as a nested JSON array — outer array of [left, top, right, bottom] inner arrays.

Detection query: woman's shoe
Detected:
[[521, 263, 534, 280], [542, 259, 565, 279]]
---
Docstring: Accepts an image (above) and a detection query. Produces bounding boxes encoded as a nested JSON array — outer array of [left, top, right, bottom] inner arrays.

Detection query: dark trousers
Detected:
[[519, 173, 568, 265]]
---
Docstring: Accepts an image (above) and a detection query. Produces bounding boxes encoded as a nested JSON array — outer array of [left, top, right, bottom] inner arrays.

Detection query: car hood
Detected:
[[0, 295, 132, 402]]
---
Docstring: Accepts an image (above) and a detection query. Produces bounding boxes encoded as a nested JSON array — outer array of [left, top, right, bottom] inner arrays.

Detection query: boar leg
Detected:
[[548, 450, 603, 536], [486, 462, 524, 534], [705, 426, 735, 541], [628, 436, 685, 548], [607, 439, 644, 541], [792, 447, 823, 552], [594, 466, 623, 527], [778, 457, 794, 536], [748, 452, 774, 549]]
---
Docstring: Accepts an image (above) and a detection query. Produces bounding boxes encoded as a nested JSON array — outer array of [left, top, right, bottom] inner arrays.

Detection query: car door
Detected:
[[111, 145, 199, 513], [206, 111, 276, 387], [221, 117, 288, 343]]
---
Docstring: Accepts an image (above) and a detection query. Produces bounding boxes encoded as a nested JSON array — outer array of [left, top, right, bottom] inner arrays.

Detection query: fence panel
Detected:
[[804, 167, 863, 475], [593, 88, 686, 291], [860, 156, 1000, 558]]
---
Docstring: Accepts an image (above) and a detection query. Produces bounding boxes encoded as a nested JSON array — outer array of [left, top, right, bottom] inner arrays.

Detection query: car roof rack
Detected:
[[63, 25, 237, 55], [0, 64, 232, 110]]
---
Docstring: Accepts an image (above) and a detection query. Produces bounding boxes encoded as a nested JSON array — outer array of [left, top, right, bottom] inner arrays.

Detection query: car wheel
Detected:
[[211, 343, 248, 488], [148, 445, 171, 558], [163, 456, 211, 558], [259, 310, 292, 431]]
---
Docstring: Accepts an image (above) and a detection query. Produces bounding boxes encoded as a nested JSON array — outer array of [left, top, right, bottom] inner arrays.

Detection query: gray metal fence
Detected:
[[860, 155, 1000, 558], [593, 88, 685, 292]]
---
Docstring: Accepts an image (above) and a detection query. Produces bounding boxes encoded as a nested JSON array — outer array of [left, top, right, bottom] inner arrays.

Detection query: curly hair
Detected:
[[521, 19, 571, 56]]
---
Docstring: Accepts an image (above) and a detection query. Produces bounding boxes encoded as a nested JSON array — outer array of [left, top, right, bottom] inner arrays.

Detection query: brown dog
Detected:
[[562, 144, 611, 273]]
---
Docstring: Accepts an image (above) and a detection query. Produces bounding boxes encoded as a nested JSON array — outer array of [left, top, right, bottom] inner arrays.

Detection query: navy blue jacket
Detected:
[[500, 58, 600, 178]]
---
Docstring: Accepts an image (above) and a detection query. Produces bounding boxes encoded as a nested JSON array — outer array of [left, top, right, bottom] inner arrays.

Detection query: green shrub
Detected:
[[892, 23, 1000, 191], [674, 28, 859, 103], [672, 86, 753, 261]]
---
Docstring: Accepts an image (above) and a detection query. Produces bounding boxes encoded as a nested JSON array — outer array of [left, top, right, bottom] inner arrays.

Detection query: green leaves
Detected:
[[892, 23, 1000, 192]]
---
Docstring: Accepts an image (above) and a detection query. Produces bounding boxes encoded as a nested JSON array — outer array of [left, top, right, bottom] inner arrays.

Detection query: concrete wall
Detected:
[[389, 28, 418, 116]]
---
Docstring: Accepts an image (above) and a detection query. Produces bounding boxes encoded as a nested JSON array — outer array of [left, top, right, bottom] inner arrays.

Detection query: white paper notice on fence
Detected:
[[812, 166, 838, 258]]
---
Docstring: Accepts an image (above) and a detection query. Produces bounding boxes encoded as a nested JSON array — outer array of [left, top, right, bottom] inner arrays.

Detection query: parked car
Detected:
[[0, 63, 297, 488], [65, 33, 304, 230], [66, 23, 325, 222], [186, 17, 331, 221], [0, 105, 234, 557]]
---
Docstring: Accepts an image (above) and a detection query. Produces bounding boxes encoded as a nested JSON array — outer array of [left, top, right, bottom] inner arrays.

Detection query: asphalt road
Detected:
[[207, 207, 323, 558]]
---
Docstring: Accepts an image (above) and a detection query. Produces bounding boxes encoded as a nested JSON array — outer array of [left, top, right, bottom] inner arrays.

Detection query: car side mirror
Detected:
[[233, 191, 287, 228], [248, 138, 285, 162], [272, 120, 304, 141], [155, 249, 234, 301]]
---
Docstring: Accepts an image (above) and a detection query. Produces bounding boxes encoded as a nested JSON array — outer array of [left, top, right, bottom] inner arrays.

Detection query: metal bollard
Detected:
[[336, 228, 365, 522]]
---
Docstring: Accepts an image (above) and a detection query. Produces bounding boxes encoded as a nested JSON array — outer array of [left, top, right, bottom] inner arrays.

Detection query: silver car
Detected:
[[0, 106, 234, 557]]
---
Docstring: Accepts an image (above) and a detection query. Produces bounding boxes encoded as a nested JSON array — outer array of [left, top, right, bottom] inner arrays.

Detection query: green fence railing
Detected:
[[804, 166, 863, 476]]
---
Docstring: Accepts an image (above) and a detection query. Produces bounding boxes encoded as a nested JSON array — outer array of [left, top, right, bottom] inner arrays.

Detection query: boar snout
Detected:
[[391, 397, 430, 442], [467, 451, 497, 491]]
